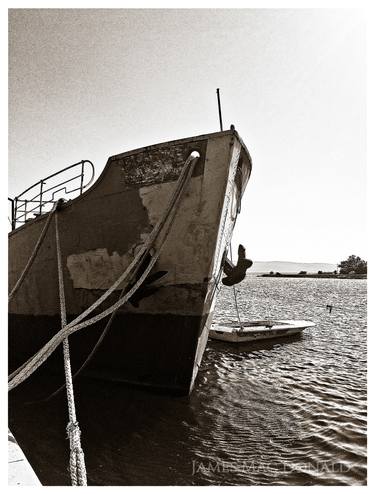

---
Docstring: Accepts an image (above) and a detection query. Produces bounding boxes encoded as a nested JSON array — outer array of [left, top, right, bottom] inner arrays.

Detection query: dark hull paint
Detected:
[[9, 130, 252, 395], [9, 311, 208, 395]]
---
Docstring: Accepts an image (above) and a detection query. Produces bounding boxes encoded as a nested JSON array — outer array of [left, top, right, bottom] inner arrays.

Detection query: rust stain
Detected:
[[115, 140, 207, 187]]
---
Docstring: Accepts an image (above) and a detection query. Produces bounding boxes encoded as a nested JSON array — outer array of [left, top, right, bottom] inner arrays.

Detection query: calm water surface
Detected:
[[9, 277, 367, 485]]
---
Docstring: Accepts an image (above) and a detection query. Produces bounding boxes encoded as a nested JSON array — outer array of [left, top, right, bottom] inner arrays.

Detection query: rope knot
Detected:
[[66, 420, 82, 449], [66, 420, 80, 436], [67, 421, 87, 485]]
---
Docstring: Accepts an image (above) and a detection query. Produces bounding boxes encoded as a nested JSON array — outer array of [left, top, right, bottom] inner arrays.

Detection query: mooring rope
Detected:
[[8, 202, 59, 302], [44, 283, 128, 402], [55, 212, 87, 486], [8, 256, 158, 391], [8, 151, 200, 391]]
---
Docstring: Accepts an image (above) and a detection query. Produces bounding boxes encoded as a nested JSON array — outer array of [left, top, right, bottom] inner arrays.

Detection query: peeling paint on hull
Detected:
[[8, 129, 252, 394], [67, 248, 137, 290]]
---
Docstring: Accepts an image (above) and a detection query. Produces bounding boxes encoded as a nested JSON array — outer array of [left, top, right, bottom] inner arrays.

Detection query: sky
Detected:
[[8, 8, 366, 264]]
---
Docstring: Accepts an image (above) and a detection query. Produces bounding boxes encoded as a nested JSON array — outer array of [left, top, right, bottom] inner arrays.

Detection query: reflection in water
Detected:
[[9, 278, 367, 485]]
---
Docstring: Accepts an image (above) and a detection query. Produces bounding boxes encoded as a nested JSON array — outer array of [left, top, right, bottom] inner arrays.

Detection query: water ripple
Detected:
[[9, 278, 366, 485]]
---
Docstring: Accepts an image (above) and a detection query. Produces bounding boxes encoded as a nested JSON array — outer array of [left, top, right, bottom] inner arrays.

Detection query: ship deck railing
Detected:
[[8, 160, 94, 230]]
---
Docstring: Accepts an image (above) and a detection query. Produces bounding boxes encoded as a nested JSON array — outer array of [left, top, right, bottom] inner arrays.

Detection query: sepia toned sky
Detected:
[[8, 8, 366, 263]]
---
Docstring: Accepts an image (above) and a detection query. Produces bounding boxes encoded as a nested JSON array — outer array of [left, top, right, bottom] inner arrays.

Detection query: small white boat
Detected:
[[209, 319, 315, 343]]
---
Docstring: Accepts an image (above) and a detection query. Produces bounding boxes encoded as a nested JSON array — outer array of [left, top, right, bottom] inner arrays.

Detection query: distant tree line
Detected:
[[338, 255, 367, 275], [266, 255, 367, 277]]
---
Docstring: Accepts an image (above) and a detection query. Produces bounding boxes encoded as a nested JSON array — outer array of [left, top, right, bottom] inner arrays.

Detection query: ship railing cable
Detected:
[[8, 151, 200, 391], [55, 211, 87, 486]]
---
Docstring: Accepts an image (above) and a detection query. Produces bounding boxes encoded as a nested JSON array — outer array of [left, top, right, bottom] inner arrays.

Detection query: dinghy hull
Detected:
[[209, 320, 315, 343]]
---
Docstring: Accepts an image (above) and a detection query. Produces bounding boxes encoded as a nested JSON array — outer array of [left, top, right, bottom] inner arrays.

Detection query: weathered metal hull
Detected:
[[9, 129, 252, 394]]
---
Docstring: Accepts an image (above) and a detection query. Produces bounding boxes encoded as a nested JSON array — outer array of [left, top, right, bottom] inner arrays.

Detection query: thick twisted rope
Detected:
[[8, 202, 59, 302], [8, 255, 158, 391], [8, 152, 200, 391], [44, 282, 128, 402], [56, 212, 87, 486]]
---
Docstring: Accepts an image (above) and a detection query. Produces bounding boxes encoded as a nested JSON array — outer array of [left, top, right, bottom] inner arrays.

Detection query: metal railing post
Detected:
[[14, 197, 18, 229], [79, 161, 84, 195], [24, 199, 28, 223], [8, 197, 15, 230], [39, 180, 44, 216]]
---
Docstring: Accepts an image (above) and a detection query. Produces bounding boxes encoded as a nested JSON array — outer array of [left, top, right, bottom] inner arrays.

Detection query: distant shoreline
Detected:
[[258, 273, 367, 279]]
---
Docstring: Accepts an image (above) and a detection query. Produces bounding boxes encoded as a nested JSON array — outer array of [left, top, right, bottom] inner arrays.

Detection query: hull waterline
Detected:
[[9, 129, 252, 394]]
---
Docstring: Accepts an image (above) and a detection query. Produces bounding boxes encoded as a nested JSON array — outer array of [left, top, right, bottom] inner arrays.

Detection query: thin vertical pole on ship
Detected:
[[24, 199, 28, 223], [216, 88, 223, 131], [79, 161, 85, 195], [8, 197, 15, 230], [14, 197, 18, 229], [39, 180, 44, 216]]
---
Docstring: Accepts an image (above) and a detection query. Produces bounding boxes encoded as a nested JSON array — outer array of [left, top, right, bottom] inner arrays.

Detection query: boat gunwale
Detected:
[[9, 129, 252, 237], [211, 320, 316, 334]]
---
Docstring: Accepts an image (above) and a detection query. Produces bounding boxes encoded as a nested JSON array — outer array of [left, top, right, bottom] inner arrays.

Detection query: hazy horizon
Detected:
[[251, 260, 337, 264], [8, 9, 366, 264]]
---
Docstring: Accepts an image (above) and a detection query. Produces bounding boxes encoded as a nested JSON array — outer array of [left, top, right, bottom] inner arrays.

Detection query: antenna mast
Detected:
[[216, 88, 223, 131]]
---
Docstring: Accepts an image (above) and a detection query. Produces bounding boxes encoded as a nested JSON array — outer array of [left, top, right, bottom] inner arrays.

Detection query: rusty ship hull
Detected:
[[9, 129, 252, 394]]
